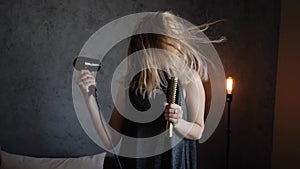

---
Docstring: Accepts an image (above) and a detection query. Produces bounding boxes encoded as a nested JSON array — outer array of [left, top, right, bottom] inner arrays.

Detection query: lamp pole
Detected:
[[226, 77, 233, 169]]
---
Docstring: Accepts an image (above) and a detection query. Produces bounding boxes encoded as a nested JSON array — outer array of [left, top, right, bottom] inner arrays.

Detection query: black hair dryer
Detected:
[[73, 56, 101, 72], [73, 56, 101, 96]]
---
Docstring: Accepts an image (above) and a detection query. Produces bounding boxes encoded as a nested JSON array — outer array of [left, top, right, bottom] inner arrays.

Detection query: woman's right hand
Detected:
[[76, 70, 96, 96]]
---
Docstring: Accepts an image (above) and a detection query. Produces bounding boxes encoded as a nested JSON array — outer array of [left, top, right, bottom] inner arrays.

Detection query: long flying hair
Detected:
[[126, 11, 224, 98]]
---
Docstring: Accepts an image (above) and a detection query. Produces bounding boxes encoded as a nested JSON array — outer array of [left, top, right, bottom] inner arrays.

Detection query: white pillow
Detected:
[[0, 150, 106, 169]]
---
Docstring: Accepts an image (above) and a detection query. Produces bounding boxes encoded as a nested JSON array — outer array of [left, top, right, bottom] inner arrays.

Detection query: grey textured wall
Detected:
[[0, 0, 280, 169]]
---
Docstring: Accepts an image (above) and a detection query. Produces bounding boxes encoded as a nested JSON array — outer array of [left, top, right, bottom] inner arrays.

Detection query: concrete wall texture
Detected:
[[0, 0, 281, 169]]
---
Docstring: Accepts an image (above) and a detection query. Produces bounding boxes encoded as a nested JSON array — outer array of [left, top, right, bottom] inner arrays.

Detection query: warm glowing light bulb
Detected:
[[226, 77, 233, 94]]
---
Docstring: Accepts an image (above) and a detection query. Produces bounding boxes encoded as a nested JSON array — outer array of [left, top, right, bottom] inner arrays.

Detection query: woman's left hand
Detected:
[[164, 103, 183, 126]]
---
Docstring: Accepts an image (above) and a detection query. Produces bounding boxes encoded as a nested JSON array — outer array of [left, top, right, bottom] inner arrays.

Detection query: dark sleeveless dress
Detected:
[[117, 77, 197, 169]]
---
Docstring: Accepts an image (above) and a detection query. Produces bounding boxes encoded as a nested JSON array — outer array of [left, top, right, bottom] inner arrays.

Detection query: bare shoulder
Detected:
[[181, 70, 204, 99]]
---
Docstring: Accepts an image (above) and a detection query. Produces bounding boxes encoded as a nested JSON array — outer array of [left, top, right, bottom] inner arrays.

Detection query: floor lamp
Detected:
[[226, 77, 233, 169]]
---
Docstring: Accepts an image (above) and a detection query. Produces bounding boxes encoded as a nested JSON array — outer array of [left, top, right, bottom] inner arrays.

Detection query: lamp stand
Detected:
[[226, 93, 232, 169]]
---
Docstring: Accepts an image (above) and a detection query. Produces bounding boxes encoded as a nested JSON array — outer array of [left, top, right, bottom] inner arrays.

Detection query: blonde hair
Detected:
[[126, 11, 224, 98]]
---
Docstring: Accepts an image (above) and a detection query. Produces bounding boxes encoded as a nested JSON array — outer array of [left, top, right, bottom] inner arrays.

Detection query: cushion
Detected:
[[0, 150, 106, 169]]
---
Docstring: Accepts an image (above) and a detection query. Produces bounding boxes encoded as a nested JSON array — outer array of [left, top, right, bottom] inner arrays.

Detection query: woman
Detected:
[[77, 12, 209, 169]]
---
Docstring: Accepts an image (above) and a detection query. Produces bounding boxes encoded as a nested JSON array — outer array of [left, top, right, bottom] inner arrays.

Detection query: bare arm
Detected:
[[77, 70, 124, 148], [165, 71, 205, 140]]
